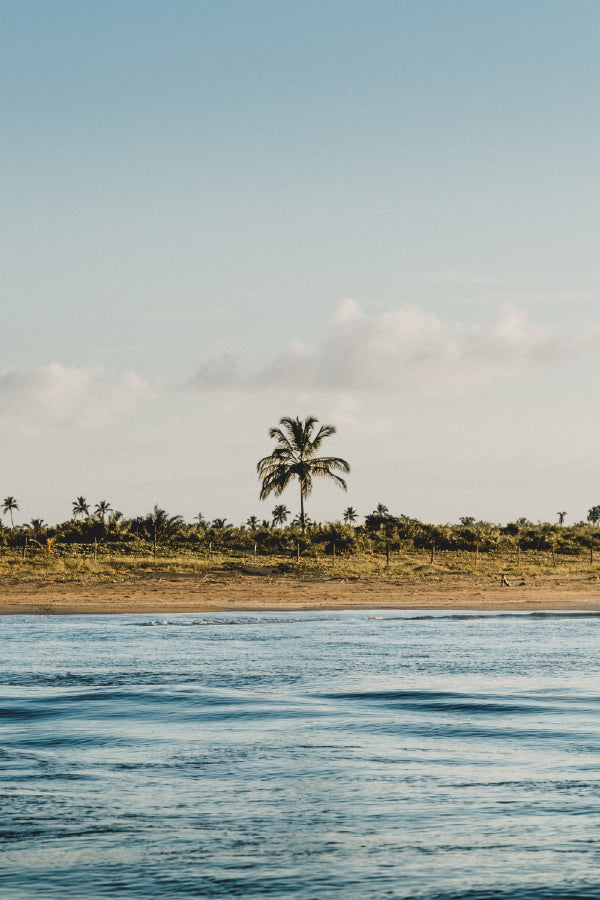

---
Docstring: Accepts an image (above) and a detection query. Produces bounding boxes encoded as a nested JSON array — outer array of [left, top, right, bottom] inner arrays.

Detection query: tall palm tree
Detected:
[[343, 506, 358, 525], [2, 496, 18, 527], [72, 496, 90, 520], [257, 416, 350, 534]]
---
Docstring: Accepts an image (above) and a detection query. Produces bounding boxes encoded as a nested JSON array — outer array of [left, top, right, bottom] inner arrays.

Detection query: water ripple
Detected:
[[2, 611, 600, 897]]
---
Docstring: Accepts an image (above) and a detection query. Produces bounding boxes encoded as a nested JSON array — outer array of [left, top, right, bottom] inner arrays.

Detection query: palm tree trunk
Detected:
[[300, 487, 305, 535]]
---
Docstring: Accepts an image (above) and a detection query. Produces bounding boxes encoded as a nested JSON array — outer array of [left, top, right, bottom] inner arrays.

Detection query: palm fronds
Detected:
[[258, 416, 350, 532]]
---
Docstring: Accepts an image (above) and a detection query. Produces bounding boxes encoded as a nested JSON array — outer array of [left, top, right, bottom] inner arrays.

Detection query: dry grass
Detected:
[[0, 545, 598, 583]]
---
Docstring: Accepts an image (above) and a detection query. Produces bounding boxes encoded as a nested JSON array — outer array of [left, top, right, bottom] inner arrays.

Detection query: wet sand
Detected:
[[2, 571, 600, 614]]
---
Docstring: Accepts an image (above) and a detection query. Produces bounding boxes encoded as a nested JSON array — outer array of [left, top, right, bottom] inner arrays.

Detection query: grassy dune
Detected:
[[1, 545, 598, 583]]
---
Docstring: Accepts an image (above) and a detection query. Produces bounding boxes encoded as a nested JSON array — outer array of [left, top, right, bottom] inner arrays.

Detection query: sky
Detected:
[[2, 0, 600, 527]]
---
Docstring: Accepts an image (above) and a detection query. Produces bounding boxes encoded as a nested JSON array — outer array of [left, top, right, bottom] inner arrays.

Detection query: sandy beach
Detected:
[[2, 571, 600, 615]]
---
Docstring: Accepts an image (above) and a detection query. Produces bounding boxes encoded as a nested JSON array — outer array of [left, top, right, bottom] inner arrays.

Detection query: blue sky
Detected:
[[2, 1, 600, 526]]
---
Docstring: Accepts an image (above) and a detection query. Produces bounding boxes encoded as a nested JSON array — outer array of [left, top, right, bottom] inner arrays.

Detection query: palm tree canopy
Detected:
[[374, 503, 390, 517], [144, 506, 184, 539], [94, 500, 112, 519], [72, 496, 90, 518], [257, 416, 349, 533], [343, 506, 358, 524], [588, 506, 600, 526], [211, 518, 231, 530], [2, 496, 18, 527], [258, 416, 349, 499], [272, 504, 290, 526]]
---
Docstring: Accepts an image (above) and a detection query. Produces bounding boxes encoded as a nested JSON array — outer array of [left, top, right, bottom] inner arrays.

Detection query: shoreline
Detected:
[[2, 572, 600, 615]]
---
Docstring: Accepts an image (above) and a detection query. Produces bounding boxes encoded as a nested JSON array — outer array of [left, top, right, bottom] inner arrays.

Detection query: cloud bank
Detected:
[[190, 301, 599, 393], [3, 303, 596, 434], [0, 363, 149, 429]]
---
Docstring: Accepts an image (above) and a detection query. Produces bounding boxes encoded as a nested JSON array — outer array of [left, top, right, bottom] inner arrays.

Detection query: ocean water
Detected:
[[2, 611, 600, 899]]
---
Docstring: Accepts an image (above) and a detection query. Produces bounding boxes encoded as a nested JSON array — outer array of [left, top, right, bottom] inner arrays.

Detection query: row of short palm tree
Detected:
[[4, 500, 598, 533], [2, 494, 600, 538], [5, 509, 600, 569]]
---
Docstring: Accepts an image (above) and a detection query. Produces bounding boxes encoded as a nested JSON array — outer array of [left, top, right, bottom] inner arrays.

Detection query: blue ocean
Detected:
[[2, 610, 600, 898]]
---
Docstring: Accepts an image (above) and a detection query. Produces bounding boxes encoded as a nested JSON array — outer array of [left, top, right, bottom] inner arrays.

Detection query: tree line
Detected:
[[1, 498, 600, 561]]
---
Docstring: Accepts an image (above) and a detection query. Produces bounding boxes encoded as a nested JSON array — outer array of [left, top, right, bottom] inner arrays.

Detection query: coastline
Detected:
[[2, 571, 600, 615]]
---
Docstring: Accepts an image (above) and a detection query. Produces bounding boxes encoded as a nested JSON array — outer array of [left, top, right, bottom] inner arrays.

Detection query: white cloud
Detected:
[[189, 301, 599, 394], [10, 303, 592, 434], [0, 363, 150, 429], [332, 297, 364, 324]]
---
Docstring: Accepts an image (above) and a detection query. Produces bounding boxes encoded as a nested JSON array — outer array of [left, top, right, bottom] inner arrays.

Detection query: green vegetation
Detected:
[[2, 502, 600, 583]]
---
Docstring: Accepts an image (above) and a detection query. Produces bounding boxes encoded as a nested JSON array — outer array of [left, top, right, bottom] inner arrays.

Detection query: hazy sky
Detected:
[[3, 0, 600, 526]]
